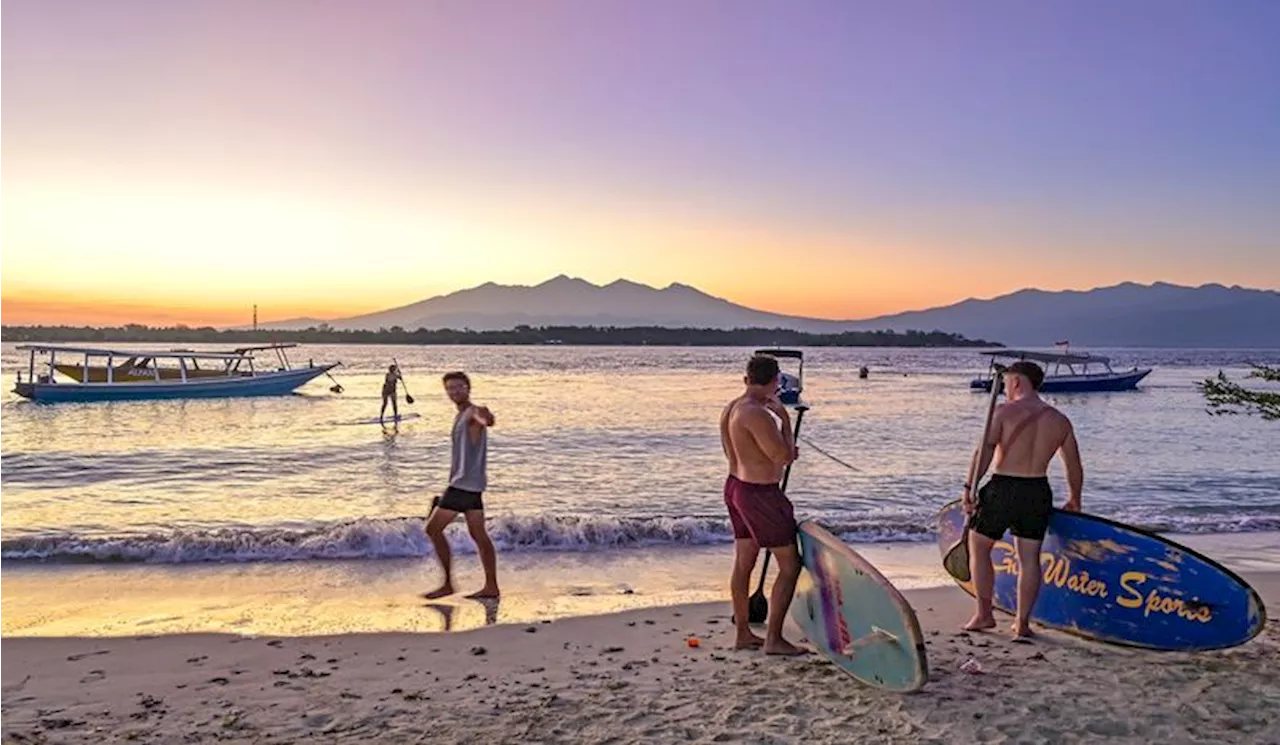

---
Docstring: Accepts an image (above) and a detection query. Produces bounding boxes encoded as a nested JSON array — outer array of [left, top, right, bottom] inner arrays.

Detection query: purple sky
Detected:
[[3, 0, 1278, 323]]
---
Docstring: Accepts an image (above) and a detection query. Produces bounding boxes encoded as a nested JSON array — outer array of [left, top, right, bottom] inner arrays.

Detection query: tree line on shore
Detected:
[[1, 323, 999, 348]]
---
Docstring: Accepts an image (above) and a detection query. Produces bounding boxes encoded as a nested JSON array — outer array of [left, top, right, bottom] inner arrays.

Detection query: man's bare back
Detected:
[[721, 396, 791, 484], [989, 399, 1077, 479]]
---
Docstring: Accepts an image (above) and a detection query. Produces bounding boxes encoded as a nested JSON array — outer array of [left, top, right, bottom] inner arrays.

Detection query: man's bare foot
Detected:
[[421, 584, 454, 600], [733, 631, 766, 650], [764, 638, 808, 656], [466, 587, 500, 599], [964, 614, 997, 631], [1011, 621, 1036, 639]]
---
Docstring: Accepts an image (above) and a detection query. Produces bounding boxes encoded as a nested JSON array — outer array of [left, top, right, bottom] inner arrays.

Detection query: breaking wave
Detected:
[[4, 506, 1277, 565]]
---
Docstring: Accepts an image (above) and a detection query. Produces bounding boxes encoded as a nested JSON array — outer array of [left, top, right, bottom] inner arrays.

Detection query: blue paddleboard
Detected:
[[936, 500, 1266, 651], [343, 412, 421, 425], [791, 521, 928, 692]]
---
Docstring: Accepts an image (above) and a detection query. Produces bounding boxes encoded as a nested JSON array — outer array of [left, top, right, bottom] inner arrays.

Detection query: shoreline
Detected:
[[4, 577, 1278, 744], [5, 532, 1279, 639], [0, 331, 998, 348]]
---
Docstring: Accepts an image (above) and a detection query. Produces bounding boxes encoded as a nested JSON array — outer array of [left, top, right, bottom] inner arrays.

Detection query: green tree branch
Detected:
[[1197, 364, 1280, 421]]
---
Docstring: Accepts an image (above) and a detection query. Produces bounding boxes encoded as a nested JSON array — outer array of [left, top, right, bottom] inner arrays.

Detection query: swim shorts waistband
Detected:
[[725, 474, 781, 488], [989, 473, 1050, 484]]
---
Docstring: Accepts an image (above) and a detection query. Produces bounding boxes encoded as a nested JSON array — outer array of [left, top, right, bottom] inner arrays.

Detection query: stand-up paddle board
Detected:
[[936, 500, 1267, 651], [342, 412, 421, 426], [791, 521, 928, 692]]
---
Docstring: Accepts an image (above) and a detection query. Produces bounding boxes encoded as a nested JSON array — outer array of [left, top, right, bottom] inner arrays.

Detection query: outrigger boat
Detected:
[[51, 344, 301, 383], [970, 348, 1152, 393], [754, 348, 804, 405], [12, 344, 339, 403]]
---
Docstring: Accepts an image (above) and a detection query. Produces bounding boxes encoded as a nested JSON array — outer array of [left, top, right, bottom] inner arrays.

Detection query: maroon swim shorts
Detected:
[[723, 474, 797, 549]]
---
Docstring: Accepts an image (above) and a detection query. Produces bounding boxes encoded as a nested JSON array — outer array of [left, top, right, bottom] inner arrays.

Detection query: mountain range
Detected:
[[256, 277, 1280, 347]]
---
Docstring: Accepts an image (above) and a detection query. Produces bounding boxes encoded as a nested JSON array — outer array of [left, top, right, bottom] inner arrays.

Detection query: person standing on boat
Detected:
[[962, 360, 1084, 639], [423, 371, 499, 599], [380, 364, 403, 422], [720, 354, 805, 656]]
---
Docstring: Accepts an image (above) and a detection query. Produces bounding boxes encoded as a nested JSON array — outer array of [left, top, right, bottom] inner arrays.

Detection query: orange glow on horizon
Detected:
[[5, 155, 1272, 330], [0, 294, 383, 329], [1, 264, 1258, 329], [0, 281, 927, 328]]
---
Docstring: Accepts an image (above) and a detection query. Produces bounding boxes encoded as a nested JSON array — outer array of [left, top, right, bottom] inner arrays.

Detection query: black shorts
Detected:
[[971, 474, 1053, 541], [433, 486, 484, 513]]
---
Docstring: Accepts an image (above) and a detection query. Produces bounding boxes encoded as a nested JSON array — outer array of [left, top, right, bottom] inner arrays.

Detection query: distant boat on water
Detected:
[[754, 348, 804, 405], [12, 344, 339, 403], [969, 346, 1152, 393]]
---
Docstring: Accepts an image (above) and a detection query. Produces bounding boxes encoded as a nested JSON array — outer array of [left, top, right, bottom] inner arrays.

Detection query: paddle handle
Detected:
[[965, 369, 1005, 506]]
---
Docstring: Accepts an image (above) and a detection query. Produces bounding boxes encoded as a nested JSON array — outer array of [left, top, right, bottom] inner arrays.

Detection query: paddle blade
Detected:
[[747, 591, 769, 624], [405, 394, 415, 404], [942, 533, 971, 582]]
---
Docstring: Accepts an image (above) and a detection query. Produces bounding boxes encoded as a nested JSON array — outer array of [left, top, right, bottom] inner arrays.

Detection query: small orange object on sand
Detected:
[[687, 638, 701, 648]]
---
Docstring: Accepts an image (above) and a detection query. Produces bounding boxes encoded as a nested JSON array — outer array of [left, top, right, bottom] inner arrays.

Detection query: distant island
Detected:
[[231, 275, 1279, 348], [0, 324, 999, 348]]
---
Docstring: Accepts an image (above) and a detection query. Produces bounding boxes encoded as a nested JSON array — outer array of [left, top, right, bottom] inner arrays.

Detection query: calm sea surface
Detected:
[[3, 344, 1279, 566]]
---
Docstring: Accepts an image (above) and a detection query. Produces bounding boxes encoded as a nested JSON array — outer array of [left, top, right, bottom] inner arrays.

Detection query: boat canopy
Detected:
[[979, 349, 1110, 365], [15, 345, 254, 361], [229, 344, 298, 354], [163, 344, 297, 355], [754, 348, 804, 359]]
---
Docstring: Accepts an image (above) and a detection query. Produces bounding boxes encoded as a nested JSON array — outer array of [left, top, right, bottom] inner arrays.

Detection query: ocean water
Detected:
[[3, 343, 1278, 567]]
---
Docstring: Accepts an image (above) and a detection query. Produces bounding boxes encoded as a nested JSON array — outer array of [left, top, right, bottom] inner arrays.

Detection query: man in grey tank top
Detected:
[[423, 371, 499, 599]]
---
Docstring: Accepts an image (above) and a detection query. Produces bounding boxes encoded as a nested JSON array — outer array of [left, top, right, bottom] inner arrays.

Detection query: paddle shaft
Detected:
[[752, 405, 808, 597], [391, 356, 415, 404], [942, 365, 1005, 580]]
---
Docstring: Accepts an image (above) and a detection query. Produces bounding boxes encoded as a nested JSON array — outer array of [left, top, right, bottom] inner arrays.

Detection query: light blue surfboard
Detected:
[[791, 520, 929, 692], [937, 499, 1267, 651]]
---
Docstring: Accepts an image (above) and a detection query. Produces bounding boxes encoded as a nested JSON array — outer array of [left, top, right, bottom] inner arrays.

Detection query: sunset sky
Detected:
[[3, 0, 1278, 327]]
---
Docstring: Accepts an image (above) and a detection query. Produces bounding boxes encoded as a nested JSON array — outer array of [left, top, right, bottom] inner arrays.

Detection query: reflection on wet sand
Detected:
[[421, 598, 501, 631]]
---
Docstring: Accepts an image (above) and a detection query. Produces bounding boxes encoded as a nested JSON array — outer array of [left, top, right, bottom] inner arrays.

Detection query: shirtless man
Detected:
[[423, 371, 499, 599], [380, 364, 402, 422], [963, 360, 1084, 639], [720, 354, 805, 656]]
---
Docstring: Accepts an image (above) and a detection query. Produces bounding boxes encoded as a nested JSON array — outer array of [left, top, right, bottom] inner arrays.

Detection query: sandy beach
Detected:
[[4, 574, 1278, 744]]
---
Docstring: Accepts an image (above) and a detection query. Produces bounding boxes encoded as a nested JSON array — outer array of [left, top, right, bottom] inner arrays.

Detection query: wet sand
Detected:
[[7, 532, 1277, 639]]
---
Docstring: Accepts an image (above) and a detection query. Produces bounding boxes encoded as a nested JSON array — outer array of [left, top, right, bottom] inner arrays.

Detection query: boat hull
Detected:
[[54, 364, 245, 383], [13, 365, 336, 403], [970, 368, 1152, 393]]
